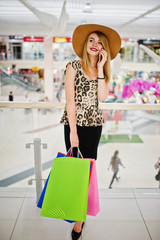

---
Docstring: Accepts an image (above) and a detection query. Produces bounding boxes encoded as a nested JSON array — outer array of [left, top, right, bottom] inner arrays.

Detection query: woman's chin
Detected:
[[88, 51, 99, 57]]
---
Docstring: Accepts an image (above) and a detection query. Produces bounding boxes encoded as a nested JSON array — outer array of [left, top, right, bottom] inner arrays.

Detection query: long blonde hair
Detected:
[[81, 31, 111, 83]]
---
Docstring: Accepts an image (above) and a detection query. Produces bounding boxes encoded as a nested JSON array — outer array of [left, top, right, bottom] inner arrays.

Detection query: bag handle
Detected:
[[78, 148, 83, 158], [66, 147, 83, 158], [67, 148, 73, 156]]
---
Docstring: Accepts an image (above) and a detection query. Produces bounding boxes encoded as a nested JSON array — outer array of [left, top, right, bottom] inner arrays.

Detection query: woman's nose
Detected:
[[92, 41, 98, 47]]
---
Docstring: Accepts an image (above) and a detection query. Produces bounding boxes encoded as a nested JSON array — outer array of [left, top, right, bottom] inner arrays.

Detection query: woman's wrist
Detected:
[[98, 66, 104, 72], [70, 128, 77, 134], [98, 68, 105, 79], [97, 77, 105, 80]]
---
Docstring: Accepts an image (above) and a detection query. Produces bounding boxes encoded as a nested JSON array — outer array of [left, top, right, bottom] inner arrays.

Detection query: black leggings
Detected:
[[64, 125, 102, 160], [109, 172, 118, 188]]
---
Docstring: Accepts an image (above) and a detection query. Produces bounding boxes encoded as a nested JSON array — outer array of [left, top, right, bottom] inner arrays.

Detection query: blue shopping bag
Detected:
[[37, 173, 50, 208]]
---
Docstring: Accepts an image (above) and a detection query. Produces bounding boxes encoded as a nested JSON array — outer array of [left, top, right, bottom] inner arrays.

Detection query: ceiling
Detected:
[[0, 0, 160, 40]]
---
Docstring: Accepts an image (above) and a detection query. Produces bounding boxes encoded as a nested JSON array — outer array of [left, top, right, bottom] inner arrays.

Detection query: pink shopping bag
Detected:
[[87, 159, 100, 216]]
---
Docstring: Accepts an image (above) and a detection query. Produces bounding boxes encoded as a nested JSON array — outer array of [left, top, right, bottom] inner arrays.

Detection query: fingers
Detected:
[[99, 49, 107, 62], [71, 138, 79, 147], [71, 142, 79, 148]]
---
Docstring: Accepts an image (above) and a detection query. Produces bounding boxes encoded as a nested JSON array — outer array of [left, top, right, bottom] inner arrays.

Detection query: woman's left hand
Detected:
[[97, 49, 108, 69]]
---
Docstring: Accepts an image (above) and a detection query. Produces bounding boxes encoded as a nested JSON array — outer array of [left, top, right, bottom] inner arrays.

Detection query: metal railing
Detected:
[[0, 101, 160, 110]]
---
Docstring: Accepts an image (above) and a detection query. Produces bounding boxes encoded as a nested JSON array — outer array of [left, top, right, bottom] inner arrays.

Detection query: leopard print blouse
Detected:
[[60, 60, 104, 127]]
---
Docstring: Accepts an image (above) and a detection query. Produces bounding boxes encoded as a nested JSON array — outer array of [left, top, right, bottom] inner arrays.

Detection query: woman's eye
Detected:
[[98, 42, 102, 45], [89, 39, 93, 42]]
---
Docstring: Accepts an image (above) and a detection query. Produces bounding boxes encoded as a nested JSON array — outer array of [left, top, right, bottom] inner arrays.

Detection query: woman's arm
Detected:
[[97, 49, 109, 101], [108, 163, 111, 170], [119, 159, 125, 168], [65, 64, 79, 147], [108, 158, 112, 170], [97, 67, 109, 101]]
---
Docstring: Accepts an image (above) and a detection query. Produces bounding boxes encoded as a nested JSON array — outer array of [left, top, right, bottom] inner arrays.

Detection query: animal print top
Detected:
[[60, 60, 104, 127]]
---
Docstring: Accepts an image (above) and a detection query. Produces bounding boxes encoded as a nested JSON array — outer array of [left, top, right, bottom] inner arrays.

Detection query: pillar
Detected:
[[44, 37, 53, 101]]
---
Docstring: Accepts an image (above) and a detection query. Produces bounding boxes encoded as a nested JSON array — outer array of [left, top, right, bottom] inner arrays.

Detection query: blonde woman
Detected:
[[60, 24, 121, 240]]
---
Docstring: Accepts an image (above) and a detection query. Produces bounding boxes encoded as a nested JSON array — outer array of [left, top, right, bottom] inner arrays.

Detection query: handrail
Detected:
[[0, 101, 160, 110]]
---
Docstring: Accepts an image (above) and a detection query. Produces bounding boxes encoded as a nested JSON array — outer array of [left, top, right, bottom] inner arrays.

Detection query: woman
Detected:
[[60, 24, 121, 240], [108, 150, 125, 189]]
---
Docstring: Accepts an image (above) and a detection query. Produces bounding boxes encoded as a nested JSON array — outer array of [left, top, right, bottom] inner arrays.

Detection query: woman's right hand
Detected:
[[70, 131, 79, 148]]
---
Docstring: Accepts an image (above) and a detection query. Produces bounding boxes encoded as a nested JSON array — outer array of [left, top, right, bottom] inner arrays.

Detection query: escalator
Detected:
[[0, 67, 41, 91]]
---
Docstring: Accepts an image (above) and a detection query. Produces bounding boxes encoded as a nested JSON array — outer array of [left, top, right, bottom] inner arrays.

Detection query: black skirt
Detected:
[[64, 125, 102, 160]]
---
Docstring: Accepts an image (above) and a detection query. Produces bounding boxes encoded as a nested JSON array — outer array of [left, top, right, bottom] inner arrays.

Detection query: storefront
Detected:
[[1, 35, 160, 64], [23, 36, 44, 60], [0, 35, 84, 62], [120, 38, 136, 62], [0, 36, 7, 60], [9, 36, 24, 59], [53, 37, 77, 61], [138, 39, 160, 63]]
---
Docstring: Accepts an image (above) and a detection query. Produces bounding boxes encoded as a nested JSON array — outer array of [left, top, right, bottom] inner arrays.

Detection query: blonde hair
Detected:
[[81, 31, 111, 83]]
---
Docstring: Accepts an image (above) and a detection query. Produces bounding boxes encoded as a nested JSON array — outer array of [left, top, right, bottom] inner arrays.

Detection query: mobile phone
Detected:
[[99, 54, 102, 62]]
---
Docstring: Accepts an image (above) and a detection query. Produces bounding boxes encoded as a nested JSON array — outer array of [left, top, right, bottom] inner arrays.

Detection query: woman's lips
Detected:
[[90, 48, 98, 52]]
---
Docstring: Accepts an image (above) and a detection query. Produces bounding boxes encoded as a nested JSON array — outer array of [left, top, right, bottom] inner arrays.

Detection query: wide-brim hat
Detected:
[[72, 24, 121, 60]]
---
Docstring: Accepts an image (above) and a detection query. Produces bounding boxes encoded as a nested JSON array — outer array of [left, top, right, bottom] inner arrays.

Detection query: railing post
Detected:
[[26, 138, 47, 202], [33, 138, 42, 202]]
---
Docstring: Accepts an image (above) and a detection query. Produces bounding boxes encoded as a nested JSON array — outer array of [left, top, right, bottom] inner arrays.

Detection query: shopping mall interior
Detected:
[[0, 1, 160, 240]]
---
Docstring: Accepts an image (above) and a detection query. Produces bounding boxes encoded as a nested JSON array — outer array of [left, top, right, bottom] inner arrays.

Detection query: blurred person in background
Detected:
[[155, 157, 160, 189], [108, 150, 125, 189], [8, 91, 14, 101]]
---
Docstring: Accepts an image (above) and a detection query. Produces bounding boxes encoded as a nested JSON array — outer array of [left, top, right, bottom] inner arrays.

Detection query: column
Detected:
[[44, 37, 53, 101], [133, 42, 138, 62]]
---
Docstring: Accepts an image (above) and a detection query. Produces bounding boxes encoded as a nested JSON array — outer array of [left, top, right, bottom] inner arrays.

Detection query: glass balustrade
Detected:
[[0, 103, 160, 194]]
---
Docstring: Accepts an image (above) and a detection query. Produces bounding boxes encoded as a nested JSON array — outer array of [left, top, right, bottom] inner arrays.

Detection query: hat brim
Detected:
[[72, 24, 121, 60]]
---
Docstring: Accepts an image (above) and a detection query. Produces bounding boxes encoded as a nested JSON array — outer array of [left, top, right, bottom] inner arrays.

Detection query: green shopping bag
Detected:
[[40, 156, 90, 222]]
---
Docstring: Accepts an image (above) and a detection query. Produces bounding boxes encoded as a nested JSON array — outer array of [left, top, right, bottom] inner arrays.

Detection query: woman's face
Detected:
[[86, 33, 103, 57]]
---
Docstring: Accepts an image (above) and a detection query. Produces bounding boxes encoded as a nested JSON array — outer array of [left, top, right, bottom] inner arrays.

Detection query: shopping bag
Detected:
[[37, 150, 83, 223], [37, 172, 50, 208], [87, 159, 100, 216], [37, 152, 64, 209], [40, 155, 90, 222], [37, 148, 85, 209], [38, 151, 100, 217]]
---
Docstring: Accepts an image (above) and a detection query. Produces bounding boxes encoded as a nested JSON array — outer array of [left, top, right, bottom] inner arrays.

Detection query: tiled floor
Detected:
[[0, 188, 160, 240]]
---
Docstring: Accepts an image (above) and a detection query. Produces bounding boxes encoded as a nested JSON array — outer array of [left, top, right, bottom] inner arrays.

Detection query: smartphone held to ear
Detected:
[[99, 54, 102, 62]]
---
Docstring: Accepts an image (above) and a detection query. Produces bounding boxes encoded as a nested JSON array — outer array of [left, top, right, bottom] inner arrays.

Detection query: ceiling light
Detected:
[[81, 20, 87, 25], [83, 3, 92, 13]]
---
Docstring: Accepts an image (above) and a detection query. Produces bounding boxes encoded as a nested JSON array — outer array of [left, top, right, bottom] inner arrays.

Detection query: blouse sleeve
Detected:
[[64, 60, 77, 75]]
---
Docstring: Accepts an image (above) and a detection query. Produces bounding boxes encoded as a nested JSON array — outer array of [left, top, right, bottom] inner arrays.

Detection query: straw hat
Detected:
[[72, 24, 121, 60]]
